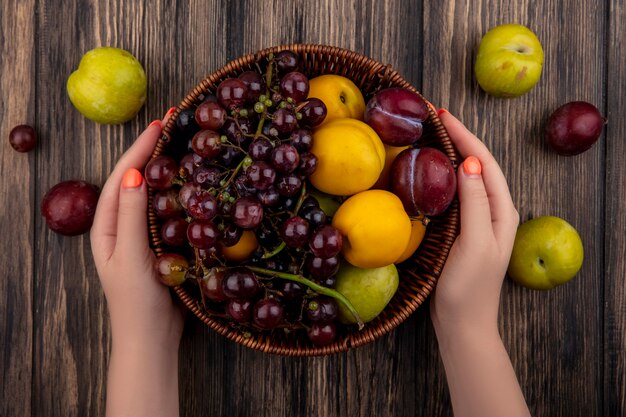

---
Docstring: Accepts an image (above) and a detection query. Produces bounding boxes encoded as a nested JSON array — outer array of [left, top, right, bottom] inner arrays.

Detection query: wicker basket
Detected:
[[148, 44, 460, 356]]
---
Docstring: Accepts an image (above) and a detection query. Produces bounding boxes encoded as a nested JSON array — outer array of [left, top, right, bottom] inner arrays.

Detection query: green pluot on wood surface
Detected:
[[67, 47, 147, 124]]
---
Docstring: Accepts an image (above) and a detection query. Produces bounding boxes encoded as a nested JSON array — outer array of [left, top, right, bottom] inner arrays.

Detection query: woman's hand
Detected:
[[90, 111, 183, 347], [429, 110, 530, 417], [430, 109, 520, 334], [90, 109, 182, 417]]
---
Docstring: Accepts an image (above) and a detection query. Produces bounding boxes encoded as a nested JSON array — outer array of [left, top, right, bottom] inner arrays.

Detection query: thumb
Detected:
[[457, 156, 493, 239], [114, 168, 150, 257]]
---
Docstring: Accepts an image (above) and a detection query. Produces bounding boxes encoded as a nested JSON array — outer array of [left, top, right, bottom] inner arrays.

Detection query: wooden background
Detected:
[[1, 0, 624, 416]]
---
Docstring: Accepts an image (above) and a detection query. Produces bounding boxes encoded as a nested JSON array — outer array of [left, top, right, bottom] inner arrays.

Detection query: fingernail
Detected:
[[437, 108, 448, 117], [149, 119, 162, 128], [463, 156, 482, 177], [122, 168, 143, 188], [165, 107, 177, 117]]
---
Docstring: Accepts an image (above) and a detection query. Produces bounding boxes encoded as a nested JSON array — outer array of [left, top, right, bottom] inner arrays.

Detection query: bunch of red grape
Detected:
[[149, 51, 349, 346]]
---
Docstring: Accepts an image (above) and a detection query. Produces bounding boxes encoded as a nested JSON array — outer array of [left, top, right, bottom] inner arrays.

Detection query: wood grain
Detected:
[[0, 0, 624, 416], [422, 1, 608, 416], [605, 0, 626, 414], [0, 2, 35, 417]]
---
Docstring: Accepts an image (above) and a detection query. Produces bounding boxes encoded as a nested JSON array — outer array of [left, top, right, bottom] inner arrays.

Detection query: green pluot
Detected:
[[335, 262, 399, 323], [507, 216, 584, 290], [67, 47, 147, 124], [474, 24, 544, 98]]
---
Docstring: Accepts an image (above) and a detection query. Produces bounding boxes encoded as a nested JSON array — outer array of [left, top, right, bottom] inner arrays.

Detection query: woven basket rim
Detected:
[[148, 43, 461, 356]]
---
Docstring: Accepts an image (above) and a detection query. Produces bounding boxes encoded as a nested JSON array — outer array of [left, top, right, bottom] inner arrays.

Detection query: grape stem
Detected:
[[219, 156, 247, 191], [262, 241, 286, 259], [247, 266, 365, 330]]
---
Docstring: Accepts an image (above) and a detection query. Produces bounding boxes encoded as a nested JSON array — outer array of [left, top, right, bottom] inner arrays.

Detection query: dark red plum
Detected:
[[364, 88, 429, 146], [546, 101, 606, 156], [391, 147, 456, 216], [41, 180, 100, 236]]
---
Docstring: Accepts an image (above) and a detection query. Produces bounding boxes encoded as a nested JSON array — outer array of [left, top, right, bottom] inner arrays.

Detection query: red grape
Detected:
[[253, 298, 284, 329], [309, 225, 343, 258], [307, 323, 337, 346], [195, 101, 226, 130], [217, 78, 248, 109], [9, 124, 37, 152], [299, 206, 326, 228], [289, 128, 313, 152], [275, 50, 299, 74], [299, 98, 327, 127], [41, 180, 100, 236], [306, 296, 338, 323], [272, 108, 297, 133], [200, 268, 228, 302], [222, 267, 260, 299], [192, 130, 222, 159], [307, 255, 340, 280], [186, 191, 218, 220], [155, 253, 188, 286], [186, 219, 219, 249], [391, 147, 456, 216], [246, 161, 276, 190], [153, 189, 184, 219], [280, 216, 310, 248], [248, 138, 273, 161], [276, 174, 302, 197], [231, 197, 264, 229], [238, 70, 266, 103], [161, 217, 188, 246], [545, 101, 606, 155], [227, 299, 253, 322], [280, 71, 309, 103], [364, 88, 429, 146], [271, 143, 300, 174], [145, 156, 178, 190]]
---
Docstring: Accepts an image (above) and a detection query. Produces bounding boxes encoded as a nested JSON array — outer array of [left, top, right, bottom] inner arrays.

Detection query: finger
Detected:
[[456, 156, 494, 241], [439, 110, 518, 240], [91, 108, 175, 264], [113, 168, 150, 258]]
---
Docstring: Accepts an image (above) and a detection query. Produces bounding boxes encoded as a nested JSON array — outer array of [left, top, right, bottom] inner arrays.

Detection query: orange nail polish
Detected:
[[122, 168, 143, 188], [437, 108, 448, 117], [165, 107, 177, 117], [463, 156, 482, 176], [149, 119, 162, 128]]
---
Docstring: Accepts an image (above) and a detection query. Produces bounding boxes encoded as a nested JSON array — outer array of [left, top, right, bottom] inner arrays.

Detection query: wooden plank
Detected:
[[605, 0, 626, 414], [0, 2, 36, 417], [422, 0, 607, 416], [32, 1, 180, 416]]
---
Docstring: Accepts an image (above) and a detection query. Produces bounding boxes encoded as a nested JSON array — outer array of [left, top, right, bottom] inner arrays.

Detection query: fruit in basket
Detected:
[[545, 101, 606, 156], [364, 88, 429, 146], [222, 230, 259, 261], [507, 216, 584, 290], [41, 180, 100, 236], [332, 190, 411, 268], [307, 74, 366, 125], [9, 124, 37, 152], [155, 253, 189, 286], [474, 24, 544, 98], [395, 217, 427, 263], [67, 47, 147, 124], [391, 147, 457, 216], [335, 262, 399, 324], [309, 118, 385, 195]]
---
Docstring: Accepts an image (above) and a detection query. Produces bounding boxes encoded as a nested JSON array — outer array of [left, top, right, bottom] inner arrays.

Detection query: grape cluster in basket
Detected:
[[148, 50, 456, 346]]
